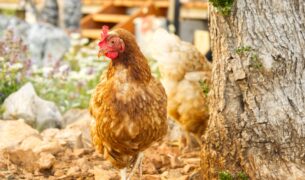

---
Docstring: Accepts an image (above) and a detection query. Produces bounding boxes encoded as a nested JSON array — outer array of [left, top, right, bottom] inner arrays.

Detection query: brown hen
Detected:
[[89, 26, 167, 179]]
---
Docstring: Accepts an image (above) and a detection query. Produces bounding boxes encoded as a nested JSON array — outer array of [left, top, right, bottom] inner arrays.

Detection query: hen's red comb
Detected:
[[98, 25, 109, 48], [101, 25, 109, 41]]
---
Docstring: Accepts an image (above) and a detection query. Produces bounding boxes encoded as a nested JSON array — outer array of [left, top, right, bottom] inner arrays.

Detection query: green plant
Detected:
[[209, 0, 234, 16], [0, 9, 16, 16], [0, 105, 5, 117], [250, 53, 262, 69], [219, 171, 234, 180], [235, 46, 253, 55], [29, 34, 108, 112], [235, 45, 263, 70], [0, 30, 30, 104], [236, 172, 249, 180], [199, 80, 210, 96], [219, 171, 249, 180]]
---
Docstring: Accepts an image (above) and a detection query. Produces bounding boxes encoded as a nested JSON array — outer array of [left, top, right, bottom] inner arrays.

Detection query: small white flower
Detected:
[[59, 64, 70, 73], [9, 63, 23, 70], [42, 67, 53, 77], [70, 33, 81, 40]]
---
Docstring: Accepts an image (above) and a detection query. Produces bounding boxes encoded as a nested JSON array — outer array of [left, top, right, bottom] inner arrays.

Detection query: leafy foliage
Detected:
[[235, 46, 253, 55], [0, 30, 108, 113], [250, 53, 262, 70], [209, 0, 234, 16], [235, 45, 263, 70], [199, 80, 210, 96], [219, 171, 234, 180], [0, 30, 30, 104], [0, 9, 17, 16], [219, 171, 249, 180], [29, 34, 109, 112]]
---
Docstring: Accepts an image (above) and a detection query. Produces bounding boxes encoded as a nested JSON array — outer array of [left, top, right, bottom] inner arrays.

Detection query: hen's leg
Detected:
[[181, 131, 201, 152], [120, 168, 127, 180], [127, 152, 144, 180], [138, 153, 144, 180], [193, 133, 202, 147]]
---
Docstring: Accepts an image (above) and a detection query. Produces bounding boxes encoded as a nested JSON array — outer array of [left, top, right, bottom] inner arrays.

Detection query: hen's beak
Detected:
[[98, 49, 106, 58]]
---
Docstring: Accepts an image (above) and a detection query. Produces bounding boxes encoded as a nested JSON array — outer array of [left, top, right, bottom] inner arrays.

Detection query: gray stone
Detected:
[[40, 0, 81, 31], [27, 23, 70, 66], [62, 108, 89, 127], [0, 15, 70, 67], [2, 83, 62, 130]]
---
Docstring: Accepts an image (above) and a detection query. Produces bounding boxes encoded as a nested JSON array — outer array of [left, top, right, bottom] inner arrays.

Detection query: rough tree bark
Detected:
[[201, 0, 305, 179]]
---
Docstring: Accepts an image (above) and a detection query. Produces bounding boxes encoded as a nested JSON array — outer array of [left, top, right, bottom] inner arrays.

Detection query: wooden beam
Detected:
[[92, 14, 129, 23], [114, 4, 163, 34], [82, 0, 169, 8], [81, 3, 111, 29], [81, 29, 101, 39], [181, 2, 208, 10]]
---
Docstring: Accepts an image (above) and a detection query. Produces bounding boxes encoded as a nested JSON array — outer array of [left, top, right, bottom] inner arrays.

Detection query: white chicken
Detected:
[[149, 29, 211, 149]]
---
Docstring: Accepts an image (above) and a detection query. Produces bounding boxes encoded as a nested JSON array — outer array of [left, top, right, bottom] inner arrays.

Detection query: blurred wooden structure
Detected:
[[0, 0, 209, 44], [81, 0, 168, 39], [180, 1, 208, 20]]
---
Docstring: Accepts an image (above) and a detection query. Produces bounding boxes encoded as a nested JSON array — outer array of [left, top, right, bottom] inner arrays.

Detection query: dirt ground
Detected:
[[0, 117, 202, 180], [0, 142, 201, 180]]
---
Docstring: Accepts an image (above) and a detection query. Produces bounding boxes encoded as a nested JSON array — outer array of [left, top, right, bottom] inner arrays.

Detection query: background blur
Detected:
[[0, 0, 209, 124], [0, 1, 209, 179]]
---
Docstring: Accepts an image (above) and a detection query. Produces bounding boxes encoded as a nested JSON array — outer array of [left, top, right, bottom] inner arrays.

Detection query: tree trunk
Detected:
[[201, 0, 305, 179]]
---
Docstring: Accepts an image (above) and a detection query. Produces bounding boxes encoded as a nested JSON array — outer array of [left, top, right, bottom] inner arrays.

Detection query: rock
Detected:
[[173, 175, 189, 180], [33, 140, 62, 155], [166, 169, 186, 180], [20, 136, 43, 151], [28, 23, 70, 66], [142, 160, 158, 174], [0, 15, 70, 66], [182, 164, 196, 174], [55, 128, 83, 148], [0, 119, 40, 150], [73, 148, 86, 157], [54, 169, 65, 177], [0, 15, 30, 40], [57, 0, 82, 31], [148, 152, 164, 170], [142, 175, 161, 180], [40, 117, 91, 149], [93, 166, 120, 180], [65, 110, 92, 147], [67, 166, 80, 176], [2, 83, 62, 130], [41, 128, 60, 141], [38, 153, 55, 170], [62, 109, 90, 127], [40, 0, 81, 31], [4, 149, 39, 172], [75, 157, 90, 172], [170, 156, 183, 169]]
